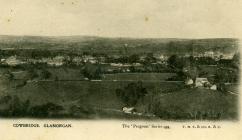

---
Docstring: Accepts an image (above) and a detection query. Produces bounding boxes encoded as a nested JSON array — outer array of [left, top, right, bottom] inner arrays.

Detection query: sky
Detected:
[[0, 0, 241, 38]]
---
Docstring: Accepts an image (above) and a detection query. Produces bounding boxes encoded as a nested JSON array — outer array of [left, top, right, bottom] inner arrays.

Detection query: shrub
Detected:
[[0, 95, 12, 104], [29, 102, 64, 117], [69, 105, 95, 117]]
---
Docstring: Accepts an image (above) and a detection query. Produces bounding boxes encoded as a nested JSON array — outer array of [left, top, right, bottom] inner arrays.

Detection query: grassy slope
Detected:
[[154, 88, 238, 120]]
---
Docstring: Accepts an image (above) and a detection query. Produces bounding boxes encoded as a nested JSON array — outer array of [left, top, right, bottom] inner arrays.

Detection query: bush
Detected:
[[1, 96, 30, 117], [81, 63, 102, 80], [152, 103, 191, 120], [40, 69, 51, 79], [69, 105, 95, 117], [29, 102, 64, 117], [0, 95, 12, 104]]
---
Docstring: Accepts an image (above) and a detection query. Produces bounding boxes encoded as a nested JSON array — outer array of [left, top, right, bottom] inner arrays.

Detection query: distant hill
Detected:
[[0, 35, 239, 56]]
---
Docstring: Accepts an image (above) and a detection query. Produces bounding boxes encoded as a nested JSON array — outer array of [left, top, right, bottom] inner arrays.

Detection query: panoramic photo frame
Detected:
[[0, 0, 241, 140]]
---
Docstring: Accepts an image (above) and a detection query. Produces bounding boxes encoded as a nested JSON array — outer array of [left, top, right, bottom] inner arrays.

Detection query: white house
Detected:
[[195, 78, 210, 87], [210, 85, 217, 90], [122, 107, 135, 114], [185, 78, 194, 85], [5, 56, 24, 66], [47, 56, 65, 66]]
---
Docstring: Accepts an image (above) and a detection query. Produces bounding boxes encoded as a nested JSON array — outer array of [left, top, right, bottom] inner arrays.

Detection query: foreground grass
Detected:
[[150, 88, 238, 120], [0, 77, 239, 120]]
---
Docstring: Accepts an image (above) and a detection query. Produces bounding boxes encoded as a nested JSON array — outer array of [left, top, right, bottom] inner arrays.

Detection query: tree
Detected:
[[0, 95, 12, 104], [128, 54, 139, 63], [28, 69, 38, 80], [115, 81, 148, 106], [144, 53, 156, 65], [8, 96, 22, 116], [40, 70, 51, 79], [81, 63, 102, 80], [168, 55, 177, 68], [4, 70, 14, 80], [167, 55, 185, 69], [183, 66, 198, 81], [30, 102, 64, 117], [231, 53, 240, 69]]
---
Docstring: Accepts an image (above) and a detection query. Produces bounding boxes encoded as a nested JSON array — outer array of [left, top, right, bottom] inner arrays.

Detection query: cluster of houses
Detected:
[[0, 55, 66, 66], [0, 50, 234, 67], [0, 54, 164, 68], [185, 77, 217, 90], [0, 55, 97, 66]]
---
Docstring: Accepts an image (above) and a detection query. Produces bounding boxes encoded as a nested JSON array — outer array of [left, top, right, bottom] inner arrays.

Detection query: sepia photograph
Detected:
[[0, 36, 239, 120], [0, 0, 241, 140]]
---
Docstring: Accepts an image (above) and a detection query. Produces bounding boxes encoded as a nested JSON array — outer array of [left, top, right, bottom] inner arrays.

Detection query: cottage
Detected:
[[4, 56, 24, 66], [122, 107, 136, 114], [210, 85, 217, 90], [47, 56, 65, 66], [185, 78, 194, 85], [195, 78, 210, 87]]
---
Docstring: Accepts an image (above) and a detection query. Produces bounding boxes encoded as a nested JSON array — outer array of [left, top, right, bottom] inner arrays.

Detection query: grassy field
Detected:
[[151, 88, 238, 120], [0, 68, 239, 120], [8, 67, 84, 80], [5, 80, 182, 106], [103, 73, 176, 81], [46, 67, 84, 80]]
